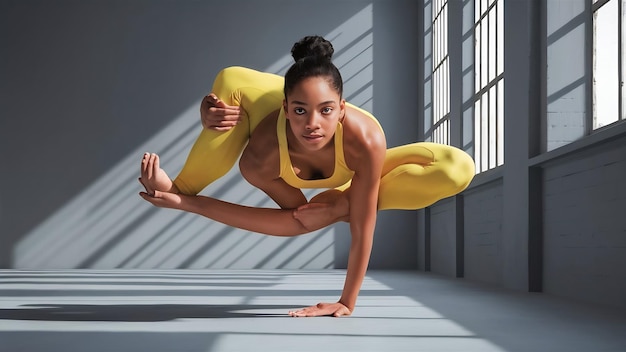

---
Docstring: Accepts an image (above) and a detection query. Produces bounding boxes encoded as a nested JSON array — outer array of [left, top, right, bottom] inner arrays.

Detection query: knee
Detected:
[[212, 66, 245, 103], [442, 147, 475, 193]]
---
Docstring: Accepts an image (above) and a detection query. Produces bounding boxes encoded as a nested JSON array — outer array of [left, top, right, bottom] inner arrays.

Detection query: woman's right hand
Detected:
[[200, 93, 242, 131], [139, 152, 174, 195]]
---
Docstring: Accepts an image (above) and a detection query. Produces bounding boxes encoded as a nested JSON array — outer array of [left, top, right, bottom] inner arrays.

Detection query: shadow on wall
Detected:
[[14, 5, 374, 270]]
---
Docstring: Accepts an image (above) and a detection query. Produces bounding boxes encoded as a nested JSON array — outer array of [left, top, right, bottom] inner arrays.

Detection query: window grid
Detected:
[[591, 0, 624, 130], [430, 0, 451, 145], [473, 0, 504, 173]]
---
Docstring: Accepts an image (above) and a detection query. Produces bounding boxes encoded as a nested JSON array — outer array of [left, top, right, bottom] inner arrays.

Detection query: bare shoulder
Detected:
[[342, 105, 387, 170], [239, 110, 281, 183]]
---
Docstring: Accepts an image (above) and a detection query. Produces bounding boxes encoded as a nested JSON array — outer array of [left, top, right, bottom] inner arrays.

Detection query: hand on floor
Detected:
[[288, 302, 351, 317]]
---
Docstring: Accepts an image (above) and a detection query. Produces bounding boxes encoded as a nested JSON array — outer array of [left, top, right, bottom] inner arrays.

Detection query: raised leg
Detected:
[[173, 67, 285, 195]]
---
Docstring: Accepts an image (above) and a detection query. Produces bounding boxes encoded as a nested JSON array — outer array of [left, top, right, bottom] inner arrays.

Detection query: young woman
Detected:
[[139, 36, 475, 317]]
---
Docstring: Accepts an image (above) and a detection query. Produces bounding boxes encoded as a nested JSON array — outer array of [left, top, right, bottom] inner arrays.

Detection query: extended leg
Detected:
[[377, 142, 475, 210], [294, 143, 474, 229]]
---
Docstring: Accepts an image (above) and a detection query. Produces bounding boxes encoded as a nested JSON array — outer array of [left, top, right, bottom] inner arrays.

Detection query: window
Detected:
[[473, 0, 504, 172], [424, 0, 504, 173], [592, 0, 624, 129], [427, 0, 451, 145]]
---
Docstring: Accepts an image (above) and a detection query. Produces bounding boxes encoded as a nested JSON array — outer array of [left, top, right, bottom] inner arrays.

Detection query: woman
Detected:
[[139, 36, 475, 317]]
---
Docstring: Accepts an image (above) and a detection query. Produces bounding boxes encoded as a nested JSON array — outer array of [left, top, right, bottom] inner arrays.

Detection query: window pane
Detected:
[[429, 0, 450, 145], [489, 7, 497, 81], [481, 17, 488, 87], [445, 59, 450, 115], [473, 0, 504, 172], [442, 8, 446, 63], [497, 0, 504, 75], [593, 0, 619, 129], [622, 0, 626, 121], [463, 107, 474, 157], [488, 88, 496, 169], [475, 22, 482, 93], [481, 94, 489, 171], [497, 79, 504, 166], [475, 0, 481, 24], [475, 100, 481, 170]]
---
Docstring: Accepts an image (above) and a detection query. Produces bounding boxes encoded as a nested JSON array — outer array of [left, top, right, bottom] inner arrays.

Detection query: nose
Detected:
[[305, 112, 321, 130]]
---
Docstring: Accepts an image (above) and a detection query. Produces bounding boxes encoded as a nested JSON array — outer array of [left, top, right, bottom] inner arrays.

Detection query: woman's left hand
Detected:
[[139, 189, 183, 209], [288, 302, 352, 317]]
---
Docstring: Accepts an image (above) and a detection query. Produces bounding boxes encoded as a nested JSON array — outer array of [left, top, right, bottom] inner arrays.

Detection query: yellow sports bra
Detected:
[[277, 109, 354, 189]]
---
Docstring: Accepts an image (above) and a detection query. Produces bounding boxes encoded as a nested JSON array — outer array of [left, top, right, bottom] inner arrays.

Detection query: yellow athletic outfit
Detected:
[[276, 110, 354, 189], [173, 66, 475, 210]]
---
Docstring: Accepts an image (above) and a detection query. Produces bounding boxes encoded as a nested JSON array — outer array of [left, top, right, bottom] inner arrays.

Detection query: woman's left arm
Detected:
[[337, 134, 386, 313], [289, 125, 386, 317]]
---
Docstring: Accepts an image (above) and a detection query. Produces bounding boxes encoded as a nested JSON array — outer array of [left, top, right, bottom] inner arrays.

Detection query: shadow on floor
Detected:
[[0, 304, 292, 321]]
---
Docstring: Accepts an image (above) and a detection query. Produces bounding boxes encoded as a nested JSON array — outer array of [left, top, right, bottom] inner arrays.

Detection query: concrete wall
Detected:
[[543, 137, 626, 307], [0, 0, 419, 269], [419, 0, 626, 310], [463, 181, 503, 285], [429, 199, 457, 277]]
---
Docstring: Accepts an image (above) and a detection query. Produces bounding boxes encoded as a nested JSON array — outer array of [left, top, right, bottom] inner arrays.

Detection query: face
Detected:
[[283, 76, 345, 152]]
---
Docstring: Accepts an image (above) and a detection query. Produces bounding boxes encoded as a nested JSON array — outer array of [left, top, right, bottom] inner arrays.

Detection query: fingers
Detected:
[[140, 153, 152, 195], [153, 153, 160, 179], [138, 190, 162, 206], [205, 93, 218, 105], [141, 152, 154, 179], [201, 93, 242, 130], [138, 191, 155, 205], [333, 306, 351, 317], [208, 107, 241, 122], [205, 93, 221, 107], [141, 152, 148, 176], [206, 106, 241, 123], [140, 152, 161, 195], [288, 302, 351, 318], [296, 202, 328, 212], [138, 177, 149, 193], [208, 93, 227, 109], [148, 153, 157, 179]]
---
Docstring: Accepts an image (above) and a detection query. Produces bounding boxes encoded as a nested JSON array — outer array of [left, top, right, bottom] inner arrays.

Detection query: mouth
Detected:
[[303, 134, 324, 142]]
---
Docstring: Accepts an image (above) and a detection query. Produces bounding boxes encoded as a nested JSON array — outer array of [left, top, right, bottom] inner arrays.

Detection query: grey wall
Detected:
[[463, 181, 503, 285], [429, 199, 457, 277], [542, 137, 626, 308], [0, 0, 419, 269], [420, 0, 626, 310]]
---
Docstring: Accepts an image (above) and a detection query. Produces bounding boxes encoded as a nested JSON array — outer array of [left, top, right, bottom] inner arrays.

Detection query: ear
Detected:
[[283, 99, 289, 119], [339, 99, 346, 120]]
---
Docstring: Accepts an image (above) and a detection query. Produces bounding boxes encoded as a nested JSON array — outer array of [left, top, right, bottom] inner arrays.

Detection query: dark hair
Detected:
[[284, 36, 343, 98]]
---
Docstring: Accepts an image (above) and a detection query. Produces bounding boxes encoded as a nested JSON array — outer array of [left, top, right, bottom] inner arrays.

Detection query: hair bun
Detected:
[[290, 35, 334, 62]]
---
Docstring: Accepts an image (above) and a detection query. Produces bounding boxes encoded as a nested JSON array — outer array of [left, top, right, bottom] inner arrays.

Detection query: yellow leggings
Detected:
[[173, 66, 475, 210]]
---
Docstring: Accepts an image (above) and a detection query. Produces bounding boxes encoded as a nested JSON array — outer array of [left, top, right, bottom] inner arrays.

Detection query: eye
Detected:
[[294, 107, 306, 115], [321, 107, 333, 114]]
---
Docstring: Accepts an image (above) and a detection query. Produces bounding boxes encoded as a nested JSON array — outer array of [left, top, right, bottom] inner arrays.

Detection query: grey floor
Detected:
[[0, 270, 625, 352]]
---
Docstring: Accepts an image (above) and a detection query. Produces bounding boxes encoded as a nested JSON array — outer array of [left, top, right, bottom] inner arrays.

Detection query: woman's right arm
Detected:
[[139, 190, 310, 237]]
